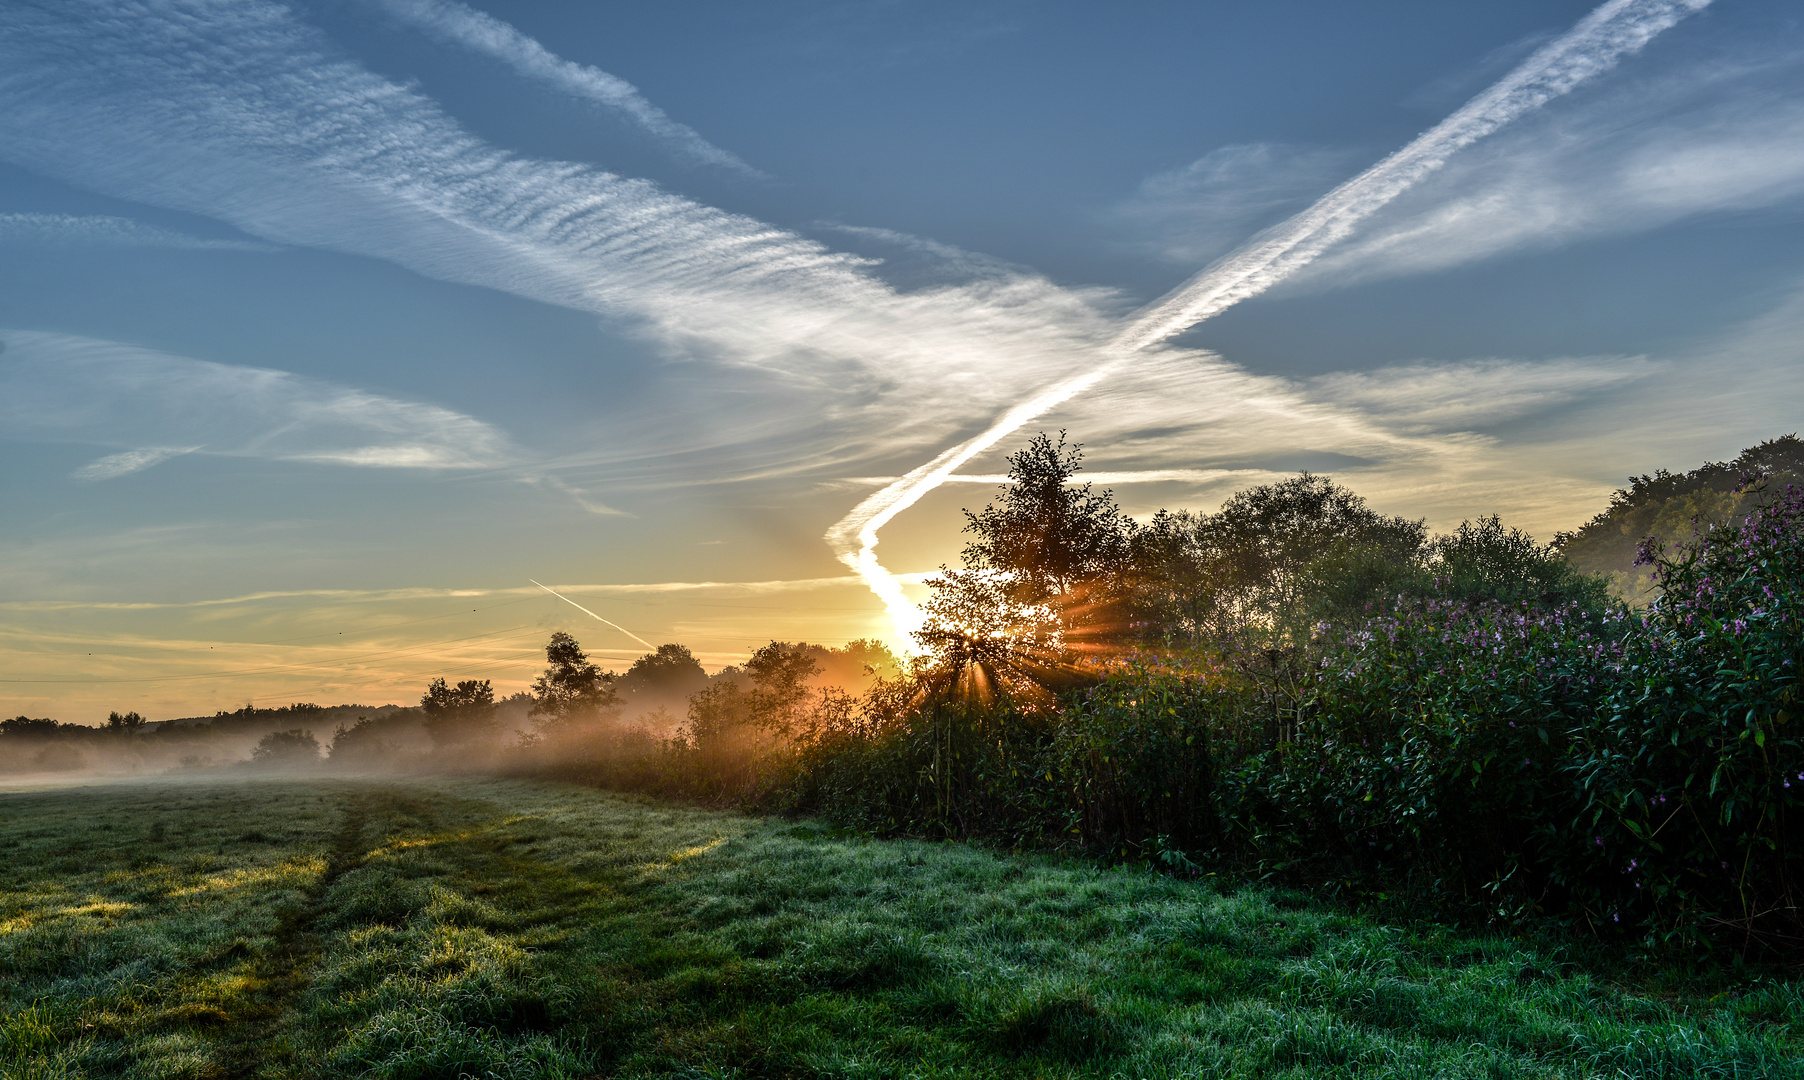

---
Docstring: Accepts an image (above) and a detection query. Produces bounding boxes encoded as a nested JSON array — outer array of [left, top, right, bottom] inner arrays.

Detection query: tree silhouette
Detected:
[[615, 643, 709, 706], [419, 678, 497, 746], [529, 632, 619, 731], [105, 710, 146, 735], [916, 432, 1134, 704], [250, 728, 321, 766], [958, 431, 1133, 621]]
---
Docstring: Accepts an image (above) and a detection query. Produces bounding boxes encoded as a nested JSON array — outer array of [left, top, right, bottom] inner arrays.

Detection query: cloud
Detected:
[[73, 446, 202, 481], [369, 0, 760, 176], [0, 0, 1730, 639], [1308, 356, 1659, 434], [1108, 144, 1356, 265], [1400, 29, 1560, 114], [0, 575, 884, 611], [1293, 45, 1804, 288], [811, 223, 1020, 290], [0, 330, 517, 476], [0, 212, 278, 251], [0, 0, 1130, 489]]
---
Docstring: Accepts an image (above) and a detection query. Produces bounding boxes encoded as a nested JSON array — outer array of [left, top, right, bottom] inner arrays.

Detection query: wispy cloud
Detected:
[[0, 212, 277, 251], [369, 0, 760, 176], [73, 446, 202, 481], [0, 330, 517, 477], [1309, 357, 1659, 435], [0, 575, 882, 611], [1294, 44, 1804, 288], [1107, 144, 1356, 266], [0, 0, 1126, 489]]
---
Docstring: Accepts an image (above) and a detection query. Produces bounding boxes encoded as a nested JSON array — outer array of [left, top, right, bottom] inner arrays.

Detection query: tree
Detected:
[[419, 678, 497, 746], [957, 431, 1134, 624], [250, 728, 321, 766], [1, 716, 60, 738], [614, 643, 709, 707], [1557, 433, 1804, 605], [528, 632, 619, 731], [814, 638, 901, 688], [106, 710, 146, 735], [328, 716, 397, 765], [916, 432, 1134, 703], [1189, 473, 1426, 639], [1427, 515, 1609, 611], [742, 641, 823, 739]]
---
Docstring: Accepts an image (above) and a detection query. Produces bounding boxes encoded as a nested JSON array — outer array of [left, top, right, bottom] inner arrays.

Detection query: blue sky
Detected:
[[2, 0, 1801, 720]]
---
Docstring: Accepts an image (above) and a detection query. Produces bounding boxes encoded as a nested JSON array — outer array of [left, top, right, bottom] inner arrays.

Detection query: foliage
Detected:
[[250, 727, 323, 765], [1055, 667, 1231, 857], [915, 433, 1135, 703], [104, 709, 146, 734], [1, 716, 64, 738], [419, 677, 497, 746], [1428, 515, 1611, 611], [613, 642, 709, 705], [1563, 481, 1804, 950], [957, 430, 1134, 618], [1188, 472, 1427, 639], [328, 715, 401, 765], [527, 631, 619, 731], [735, 441, 1797, 958], [1235, 599, 1627, 909]]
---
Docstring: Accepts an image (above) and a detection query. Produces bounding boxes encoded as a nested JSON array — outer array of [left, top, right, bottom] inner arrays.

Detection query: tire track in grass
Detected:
[[214, 787, 373, 1080]]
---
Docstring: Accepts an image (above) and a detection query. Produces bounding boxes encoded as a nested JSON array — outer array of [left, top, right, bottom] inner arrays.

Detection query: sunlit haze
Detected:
[[4, 0, 1801, 721]]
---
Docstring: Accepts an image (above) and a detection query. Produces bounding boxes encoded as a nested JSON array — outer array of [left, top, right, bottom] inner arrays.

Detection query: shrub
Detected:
[[1232, 599, 1625, 909], [1562, 483, 1804, 950], [1055, 667, 1229, 858]]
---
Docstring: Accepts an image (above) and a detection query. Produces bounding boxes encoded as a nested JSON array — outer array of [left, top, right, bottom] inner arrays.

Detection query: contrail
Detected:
[[529, 579, 657, 650], [373, 0, 761, 177], [827, 0, 1711, 647]]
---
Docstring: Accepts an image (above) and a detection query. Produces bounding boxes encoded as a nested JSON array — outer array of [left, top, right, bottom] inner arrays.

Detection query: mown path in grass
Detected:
[[2, 777, 1800, 1079]]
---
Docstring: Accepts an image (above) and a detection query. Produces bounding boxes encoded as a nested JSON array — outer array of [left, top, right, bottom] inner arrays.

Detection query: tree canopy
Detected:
[[614, 643, 709, 705], [419, 678, 497, 746], [529, 632, 619, 730]]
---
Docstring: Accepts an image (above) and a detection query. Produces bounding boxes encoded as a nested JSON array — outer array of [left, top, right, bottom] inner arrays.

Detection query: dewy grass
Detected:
[[2, 778, 1799, 1078]]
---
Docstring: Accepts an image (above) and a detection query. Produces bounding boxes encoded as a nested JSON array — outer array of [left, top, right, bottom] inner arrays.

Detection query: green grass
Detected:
[[2, 777, 1799, 1078]]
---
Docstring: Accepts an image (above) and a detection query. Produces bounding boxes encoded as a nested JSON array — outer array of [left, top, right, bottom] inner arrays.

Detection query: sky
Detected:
[[2, 0, 1801, 722]]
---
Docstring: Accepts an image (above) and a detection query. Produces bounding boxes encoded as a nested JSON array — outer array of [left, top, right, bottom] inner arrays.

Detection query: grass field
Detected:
[[2, 777, 1800, 1079]]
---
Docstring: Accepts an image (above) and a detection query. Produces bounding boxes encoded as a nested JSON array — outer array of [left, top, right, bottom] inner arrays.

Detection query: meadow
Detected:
[[3, 776, 1800, 1079]]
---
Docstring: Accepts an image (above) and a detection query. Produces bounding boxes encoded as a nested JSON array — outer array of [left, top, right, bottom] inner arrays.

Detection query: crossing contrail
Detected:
[[826, 0, 1712, 647], [529, 579, 657, 650]]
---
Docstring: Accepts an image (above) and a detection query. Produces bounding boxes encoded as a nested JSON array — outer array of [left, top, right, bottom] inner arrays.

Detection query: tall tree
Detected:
[[917, 432, 1135, 703], [528, 632, 619, 731], [957, 431, 1134, 615]]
